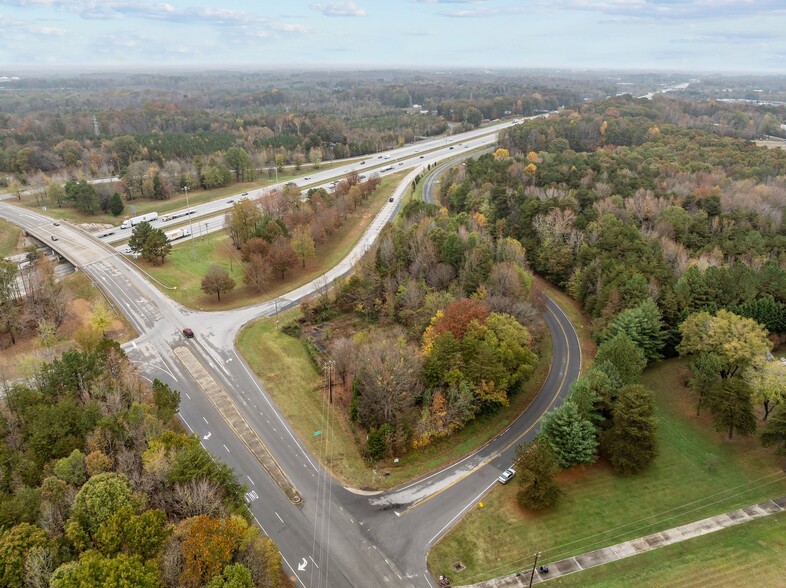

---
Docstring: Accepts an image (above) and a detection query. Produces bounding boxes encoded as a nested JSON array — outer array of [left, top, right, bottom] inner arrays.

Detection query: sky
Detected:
[[1, 0, 785, 73]]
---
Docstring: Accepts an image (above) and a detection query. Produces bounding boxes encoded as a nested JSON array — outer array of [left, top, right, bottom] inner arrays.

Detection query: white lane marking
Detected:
[[276, 512, 284, 523], [223, 444, 230, 453], [427, 480, 496, 547], [247, 475, 255, 485]]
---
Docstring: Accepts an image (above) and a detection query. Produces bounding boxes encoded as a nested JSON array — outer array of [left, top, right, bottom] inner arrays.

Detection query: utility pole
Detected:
[[328, 361, 334, 404], [182, 185, 196, 260], [528, 552, 540, 588]]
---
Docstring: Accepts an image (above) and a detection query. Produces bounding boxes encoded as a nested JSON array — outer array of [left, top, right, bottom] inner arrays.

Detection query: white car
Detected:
[[498, 467, 516, 484]]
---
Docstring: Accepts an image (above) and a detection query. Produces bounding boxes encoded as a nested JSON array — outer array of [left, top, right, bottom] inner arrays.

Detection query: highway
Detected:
[[93, 118, 522, 250], [0, 113, 581, 588]]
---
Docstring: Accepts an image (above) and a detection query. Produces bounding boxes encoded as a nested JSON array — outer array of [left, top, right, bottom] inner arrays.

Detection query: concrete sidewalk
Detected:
[[457, 495, 786, 587]]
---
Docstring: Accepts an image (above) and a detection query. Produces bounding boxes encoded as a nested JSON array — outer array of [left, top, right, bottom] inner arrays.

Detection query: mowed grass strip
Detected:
[[236, 311, 371, 487], [0, 218, 22, 258], [551, 510, 786, 587], [427, 358, 786, 583], [141, 171, 408, 310]]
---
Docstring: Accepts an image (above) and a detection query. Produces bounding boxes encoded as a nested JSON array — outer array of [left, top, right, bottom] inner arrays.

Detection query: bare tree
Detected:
[[171, 479, 226, 519], [354, 331, 423, 428], [331, 337, 355, 386]]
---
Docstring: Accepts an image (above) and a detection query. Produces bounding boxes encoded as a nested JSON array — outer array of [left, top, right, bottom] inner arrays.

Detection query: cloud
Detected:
[[0, 12, 65, 36], [440, 6, 527, 17], [676, 31, 779, 44], [310, 2, 366, 17], [0, 0, 310, 41], [534, 0, 786, 21]]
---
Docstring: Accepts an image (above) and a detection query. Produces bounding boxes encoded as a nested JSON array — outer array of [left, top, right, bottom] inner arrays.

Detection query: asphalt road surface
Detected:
[[0, 114, 581, 588]]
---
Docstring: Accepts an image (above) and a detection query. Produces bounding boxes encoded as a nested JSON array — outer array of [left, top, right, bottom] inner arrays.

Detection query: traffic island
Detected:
[[174, 345, 302, 504]]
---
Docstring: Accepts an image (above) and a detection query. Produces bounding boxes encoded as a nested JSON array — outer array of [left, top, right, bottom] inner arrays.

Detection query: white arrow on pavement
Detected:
[[203, 432, 211, 440], [298, 558, 308, 571]]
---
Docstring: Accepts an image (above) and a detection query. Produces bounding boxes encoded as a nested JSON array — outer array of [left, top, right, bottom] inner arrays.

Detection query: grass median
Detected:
[[427, 358, 786, 583], [139, 171, 408, 310], [13, 159, 359, 227]]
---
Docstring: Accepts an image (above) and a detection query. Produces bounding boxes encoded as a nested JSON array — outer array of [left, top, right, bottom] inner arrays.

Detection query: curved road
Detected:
[[0, 116, 580, 588]]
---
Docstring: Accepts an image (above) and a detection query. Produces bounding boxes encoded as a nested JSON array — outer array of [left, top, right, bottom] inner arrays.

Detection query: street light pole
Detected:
[[183, 185, 196, 260]]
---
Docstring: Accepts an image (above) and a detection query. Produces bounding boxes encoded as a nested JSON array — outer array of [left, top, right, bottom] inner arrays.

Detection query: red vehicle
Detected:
[[183, 328, 194, 338]]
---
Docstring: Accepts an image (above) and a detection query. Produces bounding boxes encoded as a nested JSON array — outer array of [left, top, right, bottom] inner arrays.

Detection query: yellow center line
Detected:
[[399, 298, 577, 516]]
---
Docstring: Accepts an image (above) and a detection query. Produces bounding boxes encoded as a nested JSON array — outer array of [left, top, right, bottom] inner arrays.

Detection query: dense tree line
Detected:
[[217, 172, 384, 301], [284, 202, 543, 459], [0, 339, 290, 588]]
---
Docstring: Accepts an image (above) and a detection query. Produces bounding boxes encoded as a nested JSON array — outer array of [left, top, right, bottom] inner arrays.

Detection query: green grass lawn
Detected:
[[552, 510, 786, 587], [0, 218, 22, 258], [427, 358, 786, 583], [140, 171, 408, 310]]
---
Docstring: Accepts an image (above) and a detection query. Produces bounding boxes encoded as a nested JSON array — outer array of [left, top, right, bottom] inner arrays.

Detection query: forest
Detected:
[[0, 70, 579, 207], [0, 338, 289, 588], [435, 95, 786, 507]]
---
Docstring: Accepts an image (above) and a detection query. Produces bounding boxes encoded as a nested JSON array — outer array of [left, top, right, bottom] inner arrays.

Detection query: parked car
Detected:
[[183, 328, 194, 338], [498, 467, 516, 484]]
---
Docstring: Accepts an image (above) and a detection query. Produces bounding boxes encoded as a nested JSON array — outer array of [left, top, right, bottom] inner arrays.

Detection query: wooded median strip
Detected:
[[174, 346, 302, 504]]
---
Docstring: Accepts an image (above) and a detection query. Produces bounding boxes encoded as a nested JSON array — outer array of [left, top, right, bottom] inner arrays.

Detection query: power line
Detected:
[[455, 469, 786, 584]]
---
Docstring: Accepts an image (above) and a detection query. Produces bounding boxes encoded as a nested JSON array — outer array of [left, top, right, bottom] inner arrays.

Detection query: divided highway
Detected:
[[0, 114, 581, 588]]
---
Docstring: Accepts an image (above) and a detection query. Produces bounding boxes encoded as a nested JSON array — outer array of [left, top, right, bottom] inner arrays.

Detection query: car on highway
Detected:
[[419, 155, 424, 158], [53, 221, 60, 226], [389, 197, 394, 202], [242, 192, 249, 196], [498, 467, 516, 484], [360, 161, 366, 165], [227, 199, 235, 204], [99, 231, 115, 238], [449, 146, 454, 150], [182, 328, 194, 338], [304, 176, 311, 180], [50, 235, 58, 241]]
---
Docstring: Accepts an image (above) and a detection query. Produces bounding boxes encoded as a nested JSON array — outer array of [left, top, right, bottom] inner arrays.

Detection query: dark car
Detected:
[[360, 161, 366, 165], [389, 197, 394, 202], [50, 235, 59, 241], [53, 221, 60, 226], [183, 328, 194, 339]]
